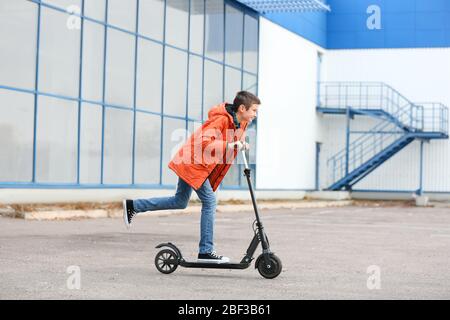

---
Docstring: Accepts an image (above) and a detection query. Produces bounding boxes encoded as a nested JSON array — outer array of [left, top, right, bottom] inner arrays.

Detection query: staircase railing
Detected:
[[318, 82, 424, 130], [320, 83, 449, 188], [416, 102, 449, 134], [326, 119, 404, 186]]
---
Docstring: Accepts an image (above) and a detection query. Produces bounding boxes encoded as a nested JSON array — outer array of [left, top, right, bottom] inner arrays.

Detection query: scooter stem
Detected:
[[241, 149, 249, 170], [240, 149, 269, 252]]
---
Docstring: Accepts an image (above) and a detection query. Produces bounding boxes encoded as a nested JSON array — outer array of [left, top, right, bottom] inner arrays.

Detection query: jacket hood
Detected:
[[208, 103, 250, 129], [207, 103, 234, 123]]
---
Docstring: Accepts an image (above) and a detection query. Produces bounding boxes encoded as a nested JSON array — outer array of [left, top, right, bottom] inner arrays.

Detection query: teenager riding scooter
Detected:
[[123, 91, 282, 278]]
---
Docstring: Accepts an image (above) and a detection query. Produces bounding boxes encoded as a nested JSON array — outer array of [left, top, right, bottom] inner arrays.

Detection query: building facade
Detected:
[[0, 0, 259, 191], [1, 0, 449, 200], [257, 0, 450, 197]]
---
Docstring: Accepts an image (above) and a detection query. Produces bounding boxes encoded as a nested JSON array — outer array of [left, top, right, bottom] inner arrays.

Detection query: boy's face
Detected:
[[237, 103, 259, 123]]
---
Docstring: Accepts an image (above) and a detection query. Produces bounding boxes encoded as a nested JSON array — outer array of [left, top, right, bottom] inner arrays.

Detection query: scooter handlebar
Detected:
[[241, 149, 249, 170]]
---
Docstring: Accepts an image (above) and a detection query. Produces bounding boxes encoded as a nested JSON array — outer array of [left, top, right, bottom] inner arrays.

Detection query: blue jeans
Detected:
[[133, 177, 217, 254]]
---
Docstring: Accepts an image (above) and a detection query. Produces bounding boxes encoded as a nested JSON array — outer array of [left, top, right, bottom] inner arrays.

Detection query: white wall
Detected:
[[322, 48, 450, 192], [257, 18, 325, 189], [324, 48, 450, 107]]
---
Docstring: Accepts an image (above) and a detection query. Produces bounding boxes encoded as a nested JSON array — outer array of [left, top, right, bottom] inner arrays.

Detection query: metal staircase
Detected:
[[317, 82, 449, 191]]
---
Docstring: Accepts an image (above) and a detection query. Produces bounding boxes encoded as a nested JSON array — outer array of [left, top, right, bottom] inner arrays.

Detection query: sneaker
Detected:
[[123, 199, 136, 229], [197, 251, 230, 264]]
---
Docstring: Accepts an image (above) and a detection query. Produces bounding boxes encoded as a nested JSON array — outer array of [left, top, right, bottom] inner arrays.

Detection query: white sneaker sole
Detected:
[[122, 199, 130, 229], [197, 258, 230, 264]]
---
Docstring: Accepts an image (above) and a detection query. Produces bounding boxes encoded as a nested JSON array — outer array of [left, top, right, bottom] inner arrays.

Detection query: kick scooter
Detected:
[[154, 149, 282, 279]]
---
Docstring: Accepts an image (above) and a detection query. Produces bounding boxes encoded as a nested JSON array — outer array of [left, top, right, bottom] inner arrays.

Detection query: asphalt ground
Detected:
[[1, 205, 449, 300]]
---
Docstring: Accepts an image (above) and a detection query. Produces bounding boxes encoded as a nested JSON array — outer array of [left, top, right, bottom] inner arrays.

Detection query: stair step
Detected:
[[332, 137, 421, 188]]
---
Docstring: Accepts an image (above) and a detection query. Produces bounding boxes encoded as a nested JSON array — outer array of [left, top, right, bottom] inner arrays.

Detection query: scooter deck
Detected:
[[180, 260, 251, 269]]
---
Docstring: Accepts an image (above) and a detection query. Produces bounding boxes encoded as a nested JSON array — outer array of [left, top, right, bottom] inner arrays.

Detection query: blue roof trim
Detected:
[[239, 0, 450, 49], [236, 0, 330, 13]]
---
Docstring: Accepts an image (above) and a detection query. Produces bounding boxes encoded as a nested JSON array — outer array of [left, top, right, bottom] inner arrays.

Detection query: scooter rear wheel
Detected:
[[155, 249, 179, 274], [257, 254, 282, 279]]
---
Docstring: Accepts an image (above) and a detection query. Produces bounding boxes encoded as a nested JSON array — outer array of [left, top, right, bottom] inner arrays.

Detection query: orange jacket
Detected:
[[168, 103, 248, 191]]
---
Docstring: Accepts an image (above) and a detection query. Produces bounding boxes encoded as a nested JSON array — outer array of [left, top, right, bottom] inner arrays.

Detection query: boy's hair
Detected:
[[232, 91, 261, 111]]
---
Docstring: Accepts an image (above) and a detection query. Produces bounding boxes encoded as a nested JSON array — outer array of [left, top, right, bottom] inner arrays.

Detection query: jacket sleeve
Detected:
[[199, 118, 229, 165], [201, 119, 228, 146]]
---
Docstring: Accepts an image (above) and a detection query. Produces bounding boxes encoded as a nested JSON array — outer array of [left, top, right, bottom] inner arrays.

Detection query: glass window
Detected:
[[82, 20, 104, 102], [203, 60, 223, 120], [39, 7, 81, 98], [42, 0, 81, 9], [166, 0, 189, 49], [188, 121, 202, 139], [35, 96, 78, 183], [243, 14, 258, 73], [107, 0, 136, 32], [79, 103, 102, 184], [105, 28, 135, 107], [162, 117, 187, 185], [225, 4, 243, 68], [221, 162, 239, 187], [0, 0, 37, 90], [163, 47, 188, 117], [103, 107, 133, 184], [189, 0, 204, 54], [138, 0, 164, 41], [188, 55, 203, 121], [134, 112, 161, 184], [205, 0, 224, 62], [0, 90, 34, 182], [225, 67, 241, 104], [1, 0, 258, 188], [84, 0, 106, 21], [136, 39, 163, 113], [243, 72, 257, 94], [246, 123, 257, 165]]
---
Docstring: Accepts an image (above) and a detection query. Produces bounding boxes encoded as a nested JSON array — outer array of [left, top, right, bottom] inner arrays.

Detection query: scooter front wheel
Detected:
[[155, 249, 179, 274], [256, 254, 282, 279]]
